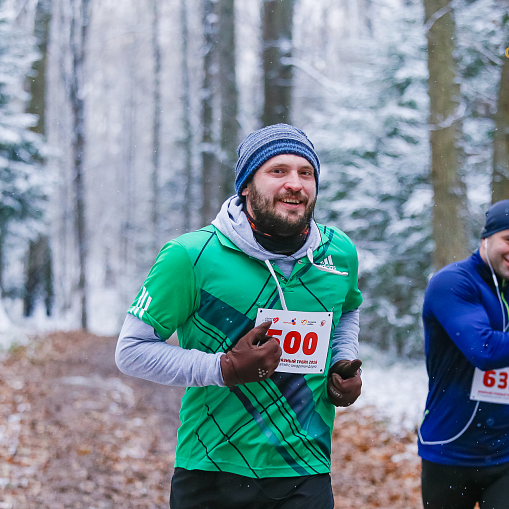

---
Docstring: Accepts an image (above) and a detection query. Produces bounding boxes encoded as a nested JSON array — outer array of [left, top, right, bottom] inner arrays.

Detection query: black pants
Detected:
[[169, 468, 334, 509], [421, 459, 509, 509]]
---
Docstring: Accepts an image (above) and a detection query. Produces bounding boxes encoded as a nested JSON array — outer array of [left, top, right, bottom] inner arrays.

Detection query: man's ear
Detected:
[[241, 187, 249, 197]]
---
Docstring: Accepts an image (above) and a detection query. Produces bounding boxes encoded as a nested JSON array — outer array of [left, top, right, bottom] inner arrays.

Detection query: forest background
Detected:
[[1, 0, 508, 357]]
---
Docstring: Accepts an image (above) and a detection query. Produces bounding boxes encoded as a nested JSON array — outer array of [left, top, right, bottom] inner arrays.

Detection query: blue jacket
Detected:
[[418, 251, 509, 467]]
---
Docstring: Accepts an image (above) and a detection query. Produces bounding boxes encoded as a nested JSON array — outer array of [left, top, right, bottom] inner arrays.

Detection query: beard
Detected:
[[245, 182, 316, 237]]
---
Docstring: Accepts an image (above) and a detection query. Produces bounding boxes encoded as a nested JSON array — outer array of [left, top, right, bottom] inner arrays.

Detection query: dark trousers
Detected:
[[421, 459, 509, 509], [169, 467, 334, 509]]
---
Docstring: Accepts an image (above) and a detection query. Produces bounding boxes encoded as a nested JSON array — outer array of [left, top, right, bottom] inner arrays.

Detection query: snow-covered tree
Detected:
[[0, 4, 47, 298], [295, 0, 505, 355], [455, 0, 508, 208], [35, 0, 502, 350], [295, 0, 431, 356]]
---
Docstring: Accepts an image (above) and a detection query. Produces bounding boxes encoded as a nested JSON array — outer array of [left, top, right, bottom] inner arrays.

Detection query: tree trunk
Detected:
[[0, 233, 3, 298], [201, 0, 218, 226], [119, 39, 137, 282], [492, 54, 509, 203], [181, 0, 193, 233], [69, 0, 91, 330], [424, 0, 468, 269], [28, 0, 51, 136], [218, 0, 238, 203], [25, 0, 53, 317], [262, 0, 294, 127], [151, 0, 162, 251], [24, 237, 53, 317]]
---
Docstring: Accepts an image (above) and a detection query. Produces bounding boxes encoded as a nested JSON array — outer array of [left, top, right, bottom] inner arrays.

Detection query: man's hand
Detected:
[[220, 321, 282, 387], [327, 359, 362, 407]]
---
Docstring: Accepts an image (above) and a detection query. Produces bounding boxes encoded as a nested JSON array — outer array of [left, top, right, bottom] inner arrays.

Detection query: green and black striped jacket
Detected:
[[129, 223, 362, 478]]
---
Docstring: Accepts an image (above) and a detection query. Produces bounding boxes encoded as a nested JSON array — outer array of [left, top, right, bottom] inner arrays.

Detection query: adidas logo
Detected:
[[130, 286, 152, 319], [319, 255, 337, 271]]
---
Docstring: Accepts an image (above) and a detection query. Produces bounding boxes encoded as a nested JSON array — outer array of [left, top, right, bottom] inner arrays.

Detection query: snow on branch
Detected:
[[428, 102, 466, 130], [280, 56, 343, 92], [471, 40, 504, 67], [423, 2, 453, 34]]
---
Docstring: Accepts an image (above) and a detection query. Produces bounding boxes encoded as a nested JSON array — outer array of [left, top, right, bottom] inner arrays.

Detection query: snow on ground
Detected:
[[0, 300, 78, 352], [0, 289, 126, 346], [0, 300, 29, 352], [347, 343, 428, 434]]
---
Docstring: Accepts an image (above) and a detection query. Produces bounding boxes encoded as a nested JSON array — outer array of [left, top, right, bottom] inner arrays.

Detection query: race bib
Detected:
[[255, 308, 333, 374], [470, 367, 509, 404]]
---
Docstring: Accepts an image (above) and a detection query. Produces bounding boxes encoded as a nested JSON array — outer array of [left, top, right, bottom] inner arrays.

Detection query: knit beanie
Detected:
[[234, 124, 320, 196], [481, 199, 509, 238]]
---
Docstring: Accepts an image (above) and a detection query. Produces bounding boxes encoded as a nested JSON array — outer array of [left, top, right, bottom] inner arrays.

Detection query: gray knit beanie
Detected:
[[234, 124, 320, 196]]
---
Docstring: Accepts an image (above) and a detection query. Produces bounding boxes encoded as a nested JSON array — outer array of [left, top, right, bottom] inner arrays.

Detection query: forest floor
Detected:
[[0, 331, 423, 509]]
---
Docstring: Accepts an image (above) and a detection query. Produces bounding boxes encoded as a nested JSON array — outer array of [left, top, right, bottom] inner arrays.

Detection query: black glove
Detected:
[[220, 321, 282, 387], [327, 359, 362, 407]]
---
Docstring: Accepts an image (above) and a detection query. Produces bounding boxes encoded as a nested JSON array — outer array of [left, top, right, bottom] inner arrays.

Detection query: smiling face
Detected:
[[241, 154, 317, 237], [480, 229, 509, 281]]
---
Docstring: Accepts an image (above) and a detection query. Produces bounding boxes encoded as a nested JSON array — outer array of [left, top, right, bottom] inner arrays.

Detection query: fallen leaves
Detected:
[[331, 407, 422, 508], [0, 332, 181, 508], [0, 331, 423, 509]]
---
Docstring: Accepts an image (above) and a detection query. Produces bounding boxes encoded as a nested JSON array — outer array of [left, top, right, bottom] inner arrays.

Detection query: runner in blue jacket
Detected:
[[418, 199, 509, 509]]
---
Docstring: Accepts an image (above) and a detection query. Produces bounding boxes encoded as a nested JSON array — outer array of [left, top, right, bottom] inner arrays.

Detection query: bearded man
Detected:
[[115, 124, 363, 509]]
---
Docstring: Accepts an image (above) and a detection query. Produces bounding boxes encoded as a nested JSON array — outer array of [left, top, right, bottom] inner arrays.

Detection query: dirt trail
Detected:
[[0, 332, 422, 509]]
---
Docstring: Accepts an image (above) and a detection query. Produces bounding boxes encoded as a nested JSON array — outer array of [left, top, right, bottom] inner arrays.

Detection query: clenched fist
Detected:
[[220, 321, 282, 387], [327, 359, 362, 407]]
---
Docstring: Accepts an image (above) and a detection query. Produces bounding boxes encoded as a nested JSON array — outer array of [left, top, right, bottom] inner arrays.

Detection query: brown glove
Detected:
[[220, 321, 282, 387], [327, 359, 362, 407]]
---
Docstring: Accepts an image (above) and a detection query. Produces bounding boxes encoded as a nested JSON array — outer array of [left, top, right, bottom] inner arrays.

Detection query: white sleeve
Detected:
[[115, 314, 226, 387]]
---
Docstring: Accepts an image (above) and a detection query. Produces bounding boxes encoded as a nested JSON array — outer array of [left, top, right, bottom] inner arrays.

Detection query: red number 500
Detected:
[[268, 329, 318, 356]]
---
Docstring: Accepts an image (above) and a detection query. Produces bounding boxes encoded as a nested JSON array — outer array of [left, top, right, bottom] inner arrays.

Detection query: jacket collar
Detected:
[[472, 250, 508, 293]]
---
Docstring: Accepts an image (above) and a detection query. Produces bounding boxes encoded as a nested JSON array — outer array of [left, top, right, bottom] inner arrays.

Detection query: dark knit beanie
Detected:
[[234, 124, 320, 196], [481, 199, 509, 238]]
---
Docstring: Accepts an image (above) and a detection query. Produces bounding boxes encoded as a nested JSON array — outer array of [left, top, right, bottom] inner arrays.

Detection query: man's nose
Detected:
[[284, 170, 303, 191]]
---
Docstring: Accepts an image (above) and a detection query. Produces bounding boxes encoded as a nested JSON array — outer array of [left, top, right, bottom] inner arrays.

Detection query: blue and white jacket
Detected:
[[418, 250, 509, 467]]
